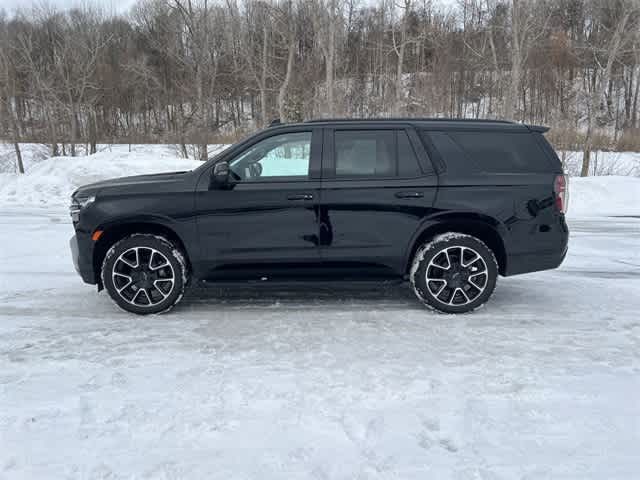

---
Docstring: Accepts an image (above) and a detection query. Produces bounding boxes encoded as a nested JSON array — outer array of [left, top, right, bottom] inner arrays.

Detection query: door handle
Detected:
[[395, 191, 424, 199], [287, 193, 313, 201]]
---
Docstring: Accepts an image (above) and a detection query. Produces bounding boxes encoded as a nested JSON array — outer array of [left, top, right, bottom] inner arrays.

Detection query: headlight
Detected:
[[70, 194, 96, 222]]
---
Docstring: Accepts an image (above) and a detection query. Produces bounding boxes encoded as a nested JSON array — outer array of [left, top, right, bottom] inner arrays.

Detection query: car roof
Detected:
[[272, 118, 541, 132]]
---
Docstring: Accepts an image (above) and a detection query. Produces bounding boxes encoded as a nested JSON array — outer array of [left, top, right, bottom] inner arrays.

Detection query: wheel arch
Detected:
[[404, 213, 508, 276], [92, 218, 191, 287]]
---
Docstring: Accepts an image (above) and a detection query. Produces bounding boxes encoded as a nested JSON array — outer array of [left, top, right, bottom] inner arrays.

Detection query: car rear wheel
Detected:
[[101, 234, 188, 315], [410, 233, 498, 314]]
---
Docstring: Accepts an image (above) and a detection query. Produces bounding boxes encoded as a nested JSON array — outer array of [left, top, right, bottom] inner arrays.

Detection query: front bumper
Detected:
[[70, 234, 97, 284]]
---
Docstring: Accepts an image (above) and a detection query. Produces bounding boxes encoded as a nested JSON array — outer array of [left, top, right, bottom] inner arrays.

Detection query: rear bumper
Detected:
[[504, 215, 569, 276], [505, 246, 568, 276], [70, 234, 97, 284]]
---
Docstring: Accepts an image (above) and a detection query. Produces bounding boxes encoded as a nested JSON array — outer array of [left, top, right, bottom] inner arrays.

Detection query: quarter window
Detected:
[[423, 130, 551, 174], [448, 131, 549, 173]]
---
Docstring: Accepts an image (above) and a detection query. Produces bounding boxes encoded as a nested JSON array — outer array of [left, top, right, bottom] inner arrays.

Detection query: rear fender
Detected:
[[403, 212, 509, 275]]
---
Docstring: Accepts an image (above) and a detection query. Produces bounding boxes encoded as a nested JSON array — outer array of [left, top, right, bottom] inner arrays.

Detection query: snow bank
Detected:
[[568, 176, 640, 218], [0, 143, 230, 174], [0, 150, 202, 208]]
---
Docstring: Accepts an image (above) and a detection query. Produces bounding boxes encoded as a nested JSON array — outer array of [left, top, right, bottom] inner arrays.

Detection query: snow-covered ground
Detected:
[[569, 175, 640, 217], [561, 150, 640, 177], [1, 150, 639, 479]]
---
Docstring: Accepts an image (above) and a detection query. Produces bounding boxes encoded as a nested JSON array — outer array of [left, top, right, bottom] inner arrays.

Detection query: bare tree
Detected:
[[1, 0, 640, 161], [504, 0, 549, 120], [581, 0, 639, 176], [312, 0, 340, 116], [173, 0, 224, 160], [391, 0, 413, 115], [274, 0, 297, 121], [0, 13, 24, 173]]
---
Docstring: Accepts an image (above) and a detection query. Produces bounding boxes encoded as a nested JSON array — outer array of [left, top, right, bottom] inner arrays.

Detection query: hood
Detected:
[[75, 171, 190, 194]]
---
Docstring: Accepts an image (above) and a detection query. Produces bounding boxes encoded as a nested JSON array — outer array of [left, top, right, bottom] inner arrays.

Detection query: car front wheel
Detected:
[[410, 233, 498, 314], [101, 234, 188, 315]]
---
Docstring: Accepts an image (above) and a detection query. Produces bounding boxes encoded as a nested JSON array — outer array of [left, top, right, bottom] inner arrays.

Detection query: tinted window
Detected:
[[230, 132, 311, 181], [423, 130, 551, 173], [397, 131, 422, 176], [533, 132, 563, 172], [423, 131, 474, 174], [334, 130, 421, 177]]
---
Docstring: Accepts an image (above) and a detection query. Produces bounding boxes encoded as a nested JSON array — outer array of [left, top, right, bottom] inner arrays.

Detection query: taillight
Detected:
[[554, 174, 569, 214]]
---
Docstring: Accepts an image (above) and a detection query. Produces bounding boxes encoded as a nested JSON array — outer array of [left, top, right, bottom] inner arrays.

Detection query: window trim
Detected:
[[406, 127, 436, 175], [322, 126, 433, 181]]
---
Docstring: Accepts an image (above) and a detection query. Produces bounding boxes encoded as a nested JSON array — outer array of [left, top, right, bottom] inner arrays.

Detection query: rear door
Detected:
[[318, 125, 438, 278]]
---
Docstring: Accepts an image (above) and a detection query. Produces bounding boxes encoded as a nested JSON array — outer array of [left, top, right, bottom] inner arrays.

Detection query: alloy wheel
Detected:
[[425, 245, 488, 306], [111, 246, 176, 307]]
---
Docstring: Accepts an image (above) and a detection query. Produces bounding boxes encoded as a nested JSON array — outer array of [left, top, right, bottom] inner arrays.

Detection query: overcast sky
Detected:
[[0, 0, 139, 15]]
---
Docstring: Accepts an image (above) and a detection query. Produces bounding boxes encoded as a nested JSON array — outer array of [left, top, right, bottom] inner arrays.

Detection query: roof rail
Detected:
[[304, 117, 515, 124]]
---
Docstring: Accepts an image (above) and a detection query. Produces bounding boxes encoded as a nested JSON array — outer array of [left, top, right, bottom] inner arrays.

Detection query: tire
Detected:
[[101, 234, 188, 315], [410, 233, 498, 314]]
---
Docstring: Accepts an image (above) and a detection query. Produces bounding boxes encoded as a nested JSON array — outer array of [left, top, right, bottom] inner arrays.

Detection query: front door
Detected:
[[195, 128, 322, 281]]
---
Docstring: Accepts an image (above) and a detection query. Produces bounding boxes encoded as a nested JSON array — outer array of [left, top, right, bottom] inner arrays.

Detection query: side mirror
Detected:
[[211, 161, 230, 188]]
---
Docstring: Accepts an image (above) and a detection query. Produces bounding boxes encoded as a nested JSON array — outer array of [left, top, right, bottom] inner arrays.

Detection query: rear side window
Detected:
[[423, 130, 551, 174], [334, 130, 422, 178]]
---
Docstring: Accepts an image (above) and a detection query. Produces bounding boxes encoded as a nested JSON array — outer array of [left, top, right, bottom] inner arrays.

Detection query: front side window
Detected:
[[334, 130, 421, 178], [230, 132, 311, 181]]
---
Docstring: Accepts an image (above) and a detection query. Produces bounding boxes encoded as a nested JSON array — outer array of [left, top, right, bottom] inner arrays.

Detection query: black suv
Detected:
[[70, 118, 569, 314]]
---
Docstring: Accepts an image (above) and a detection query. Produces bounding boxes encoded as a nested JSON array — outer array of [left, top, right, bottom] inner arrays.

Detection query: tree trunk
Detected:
[[260, 23, 269, 127], [581, 115, 592, 177], [278, 37, 296, 121], [13, 141, 24, 174], [179, 141, 189, 159], [325, 0, 336, 116], [200, 142, 208, 162], [581, 148, 591, 177], [505, 0, 530, 121], [44, 105, 59, 156], [394, 0, 411, 116], [632, 66, 640, 127], [89, 109, 97, 155], [197, 77, 208, 161], [506, 42, 522, 119], [5, 98, 25, 173], [70, 106, 79, 157]]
